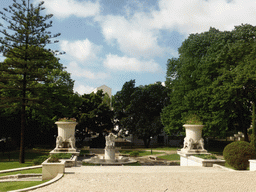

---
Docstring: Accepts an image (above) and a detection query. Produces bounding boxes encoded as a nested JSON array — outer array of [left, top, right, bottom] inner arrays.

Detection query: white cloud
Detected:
[[60, 39, 102, 61], [74, 85, 95, 95], [68, 61, 109, 79], [34, 0, 100, 18], [99, 15, 166, 59], [104, 54, 162, 73], [151, 0, 256, 34]]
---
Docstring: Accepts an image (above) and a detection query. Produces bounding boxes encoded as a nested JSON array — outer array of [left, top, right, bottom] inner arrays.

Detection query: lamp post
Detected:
[[150, 136, 153, 154]]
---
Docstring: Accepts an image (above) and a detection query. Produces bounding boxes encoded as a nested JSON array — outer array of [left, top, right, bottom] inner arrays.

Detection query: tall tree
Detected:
[[116, 82, 169, 148], [161, 24, 256, 141], [112, 80, 137, 130], [0, 0, 64, 163], [74, 91, 114, 147]]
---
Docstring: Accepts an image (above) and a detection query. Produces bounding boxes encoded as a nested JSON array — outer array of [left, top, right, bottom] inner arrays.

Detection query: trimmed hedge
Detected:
[[223, 141, 256, 170]]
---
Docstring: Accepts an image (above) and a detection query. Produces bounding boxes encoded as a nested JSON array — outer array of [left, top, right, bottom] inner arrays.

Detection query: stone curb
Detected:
[[8, 173, 63, 192], [0, 165, 42, 174]]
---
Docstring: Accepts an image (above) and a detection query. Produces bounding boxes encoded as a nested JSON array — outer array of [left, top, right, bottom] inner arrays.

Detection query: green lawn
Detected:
[[0, 168, 42, 177], [0, 180, 49, 192], [0, 149, 50, 161], [157, 154, 180, 161], [119, 150, 164, 156], [0, 162, 33, 171]]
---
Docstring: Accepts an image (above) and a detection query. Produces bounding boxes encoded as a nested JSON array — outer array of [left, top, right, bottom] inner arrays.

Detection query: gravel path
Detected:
[[31, 166, 256, 192]]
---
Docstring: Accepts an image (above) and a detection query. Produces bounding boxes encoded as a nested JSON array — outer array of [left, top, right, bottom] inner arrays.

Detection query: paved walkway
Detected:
[[31, 166, 256, 192]]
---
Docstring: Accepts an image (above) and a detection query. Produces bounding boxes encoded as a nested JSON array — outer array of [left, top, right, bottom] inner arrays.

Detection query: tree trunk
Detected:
[[251, 102, 256, 147]]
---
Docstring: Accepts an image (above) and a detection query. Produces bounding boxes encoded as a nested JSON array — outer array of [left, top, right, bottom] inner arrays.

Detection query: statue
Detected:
[[105, 133, 117, 148], [56, 136, 63, 148], [68, 135, 76, 149]]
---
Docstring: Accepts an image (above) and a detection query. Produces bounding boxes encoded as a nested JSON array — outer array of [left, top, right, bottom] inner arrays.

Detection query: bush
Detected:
[[32, 155, 49, 165], [130, 151, 140, 157], [223, 141, 256, 170]]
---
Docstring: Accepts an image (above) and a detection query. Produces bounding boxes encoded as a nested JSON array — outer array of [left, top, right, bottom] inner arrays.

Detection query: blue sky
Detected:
[[1, 0, 256, 95]]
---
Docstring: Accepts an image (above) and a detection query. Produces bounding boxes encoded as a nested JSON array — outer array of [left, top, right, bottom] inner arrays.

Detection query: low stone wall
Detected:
[[42, 158, 65, 180], [178, 153, 225, 167]]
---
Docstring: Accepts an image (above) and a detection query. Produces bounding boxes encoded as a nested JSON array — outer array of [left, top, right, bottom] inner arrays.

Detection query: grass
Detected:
[[82, 162, 101, 166], [157, 154, 180, 161], [123, 162, 141, 166], [119, 150, 163, 157], [0, 162, 33, 171], [0, 168, 42, 177], [0, 180, 49, 192], [0, 149, 50, 161]]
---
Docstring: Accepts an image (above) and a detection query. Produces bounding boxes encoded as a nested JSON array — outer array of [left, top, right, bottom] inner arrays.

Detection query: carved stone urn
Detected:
[[50, 121, 79, 155], [180, 124, 208, 154]]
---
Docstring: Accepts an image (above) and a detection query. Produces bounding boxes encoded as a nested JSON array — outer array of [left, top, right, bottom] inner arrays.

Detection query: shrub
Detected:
[[48, 155, 60, 163], [54, 153, 72, 159], [223, 141, 256, 170], [32, 155, 49, 165], [130, 151, 140, 157]]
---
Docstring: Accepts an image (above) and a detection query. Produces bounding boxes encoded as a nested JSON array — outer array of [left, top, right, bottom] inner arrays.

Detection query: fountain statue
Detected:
[[83, 132, 136, 165]]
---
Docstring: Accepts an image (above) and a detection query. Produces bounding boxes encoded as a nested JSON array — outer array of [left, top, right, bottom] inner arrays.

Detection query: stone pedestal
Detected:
[[105, 147, 116, 162], [50, 121, 80, 156]]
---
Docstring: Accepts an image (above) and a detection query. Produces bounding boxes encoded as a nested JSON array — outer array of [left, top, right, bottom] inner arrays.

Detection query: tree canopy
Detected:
[[114, 80, 169, 147], [161, 24, 256, 141], [0, 0, 68, 163], [74, 91, 114, 147]]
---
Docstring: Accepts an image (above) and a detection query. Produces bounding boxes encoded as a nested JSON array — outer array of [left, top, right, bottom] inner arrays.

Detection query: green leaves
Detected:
[[162, 24, 256, 140]]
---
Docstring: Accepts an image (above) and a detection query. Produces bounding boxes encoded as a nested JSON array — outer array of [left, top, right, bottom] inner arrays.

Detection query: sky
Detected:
[[1, 0, 256, 95]]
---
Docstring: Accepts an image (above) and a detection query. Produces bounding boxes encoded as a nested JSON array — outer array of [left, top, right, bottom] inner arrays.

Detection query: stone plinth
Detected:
[[105, 147, 116, 162]]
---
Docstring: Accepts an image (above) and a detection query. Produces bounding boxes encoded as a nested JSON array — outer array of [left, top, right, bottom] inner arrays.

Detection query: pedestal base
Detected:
[[105, 147, 115, 161], [50, 148, 80, 156], [180, 148, 208, 155]]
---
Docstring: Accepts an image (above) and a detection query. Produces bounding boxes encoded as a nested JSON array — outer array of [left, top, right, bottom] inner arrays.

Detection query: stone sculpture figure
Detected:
[[68, 135, 76, 149], [56, 136, 63, 148], [105, 133, 117, 148], [183, 137, 193, 150], [197, 138, 205, 150]]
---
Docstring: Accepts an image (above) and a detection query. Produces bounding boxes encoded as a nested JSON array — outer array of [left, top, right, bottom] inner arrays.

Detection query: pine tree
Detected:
[[0, 0, 64, 163]]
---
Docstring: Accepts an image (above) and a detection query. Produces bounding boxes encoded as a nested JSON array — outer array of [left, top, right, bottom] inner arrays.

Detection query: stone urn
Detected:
[[50, 121, 79, 155], [180, 124, 207, 154]]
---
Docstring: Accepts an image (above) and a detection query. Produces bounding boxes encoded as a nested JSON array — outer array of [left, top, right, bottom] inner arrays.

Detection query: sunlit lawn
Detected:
[[157, 154, 180, 161], [0, 162, 33, 171], [0, 168, 42, 177], [0, 180, 49, 192]]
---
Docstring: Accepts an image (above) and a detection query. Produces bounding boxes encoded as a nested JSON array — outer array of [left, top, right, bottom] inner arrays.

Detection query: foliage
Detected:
[[0, 0, 72, 163], [183, 113, 203, 125], [223, 141, 256, 170], [32, 155, 49, 165], [115, 80, 169, 147], [74, 90, 114, 147], [112, 79, 137, 131], [162, 24, 256, 139], [57, 118, 77, 122]]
